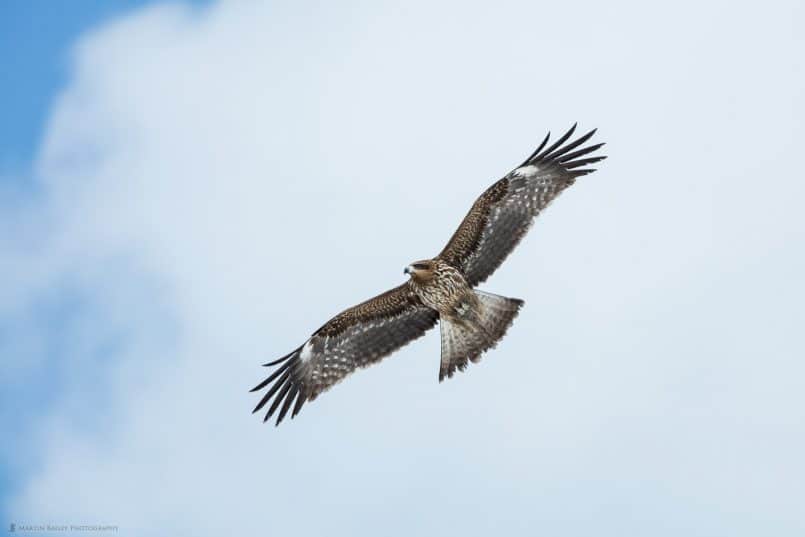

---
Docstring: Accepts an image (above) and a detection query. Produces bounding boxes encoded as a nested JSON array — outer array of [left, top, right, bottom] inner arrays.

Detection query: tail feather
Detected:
[[439, 291, 523, 381]]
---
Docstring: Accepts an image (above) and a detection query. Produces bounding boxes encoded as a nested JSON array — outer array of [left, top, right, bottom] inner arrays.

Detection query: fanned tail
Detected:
[[439, 290, 523, 381]]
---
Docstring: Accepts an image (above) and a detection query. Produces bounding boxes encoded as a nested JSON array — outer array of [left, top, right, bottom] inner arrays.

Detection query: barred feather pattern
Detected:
[[438, 124, 606, 286], [439, 290, 524, 381], [250, 284, 437, 426]]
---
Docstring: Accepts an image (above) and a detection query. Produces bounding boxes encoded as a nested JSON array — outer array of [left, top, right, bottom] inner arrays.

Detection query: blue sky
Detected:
[[0, 0, 127, 511], [0, 0, 201, 522], [1, 1, 803, 535], [0, 2, 172, 167]]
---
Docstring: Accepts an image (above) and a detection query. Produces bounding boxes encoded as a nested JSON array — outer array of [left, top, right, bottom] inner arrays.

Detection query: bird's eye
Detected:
[[413, 263, 429, 270]]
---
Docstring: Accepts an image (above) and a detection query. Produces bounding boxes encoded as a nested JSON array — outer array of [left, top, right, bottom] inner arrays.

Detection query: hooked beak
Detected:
[[404, 265, 413, 275]]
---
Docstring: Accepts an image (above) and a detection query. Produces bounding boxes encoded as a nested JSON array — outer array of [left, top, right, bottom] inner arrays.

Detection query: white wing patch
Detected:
[[299, 339, 315, 363], [513, 164, 539, 177]]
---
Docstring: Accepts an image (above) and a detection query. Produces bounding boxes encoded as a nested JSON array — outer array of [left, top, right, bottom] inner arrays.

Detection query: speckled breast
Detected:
[[411, 261, 472, 314]]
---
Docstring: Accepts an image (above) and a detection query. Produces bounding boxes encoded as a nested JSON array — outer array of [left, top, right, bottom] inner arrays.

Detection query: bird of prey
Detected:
[[251, 124, 605, 425]]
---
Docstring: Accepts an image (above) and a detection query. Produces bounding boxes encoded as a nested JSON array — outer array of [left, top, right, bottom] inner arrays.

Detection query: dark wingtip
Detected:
[[275, 387, 298, 425], [250, 361, 292, 394], [262, 345, 302, 367], [565, 156, 607, 169], [520, 131, 551, 167], [265, 381, 293, 423], [533, 124, 577, 162], [291, 393, 306, 419], [253, 345, 310, 426], [570, 168, 598, 177], [522, 124, 607, 170]]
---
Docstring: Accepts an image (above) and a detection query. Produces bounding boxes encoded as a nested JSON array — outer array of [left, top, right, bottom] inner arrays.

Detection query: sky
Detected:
[[1, 0, 803, 535]]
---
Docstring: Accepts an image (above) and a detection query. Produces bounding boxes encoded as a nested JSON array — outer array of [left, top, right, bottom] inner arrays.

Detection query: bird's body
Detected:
[[406, 258, 524, 380], [251, 124, 606, 425], [406, 259, 471, 318]]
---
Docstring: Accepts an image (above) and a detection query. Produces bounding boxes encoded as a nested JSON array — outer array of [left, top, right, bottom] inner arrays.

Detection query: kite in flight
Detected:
[[252, 124, 606, 425]]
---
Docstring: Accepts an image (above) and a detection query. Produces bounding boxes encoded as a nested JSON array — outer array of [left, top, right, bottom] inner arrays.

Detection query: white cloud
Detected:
[[4, 0, 805, 535]]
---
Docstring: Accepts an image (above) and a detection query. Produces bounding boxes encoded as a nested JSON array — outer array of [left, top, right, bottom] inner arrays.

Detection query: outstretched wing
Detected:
[[251, 283, 438, 426], [438, 124, 606, 287]]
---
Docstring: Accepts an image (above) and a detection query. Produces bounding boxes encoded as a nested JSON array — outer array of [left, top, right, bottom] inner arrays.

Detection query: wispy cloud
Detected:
[[2, 0, 804, 535]]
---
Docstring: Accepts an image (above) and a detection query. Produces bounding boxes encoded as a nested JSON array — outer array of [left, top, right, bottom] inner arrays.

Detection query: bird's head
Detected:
[[404, 259, 436, 283]]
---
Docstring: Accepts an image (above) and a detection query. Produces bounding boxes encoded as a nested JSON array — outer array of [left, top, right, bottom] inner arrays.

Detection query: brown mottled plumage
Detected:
[[252, 124, 606, 425]]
